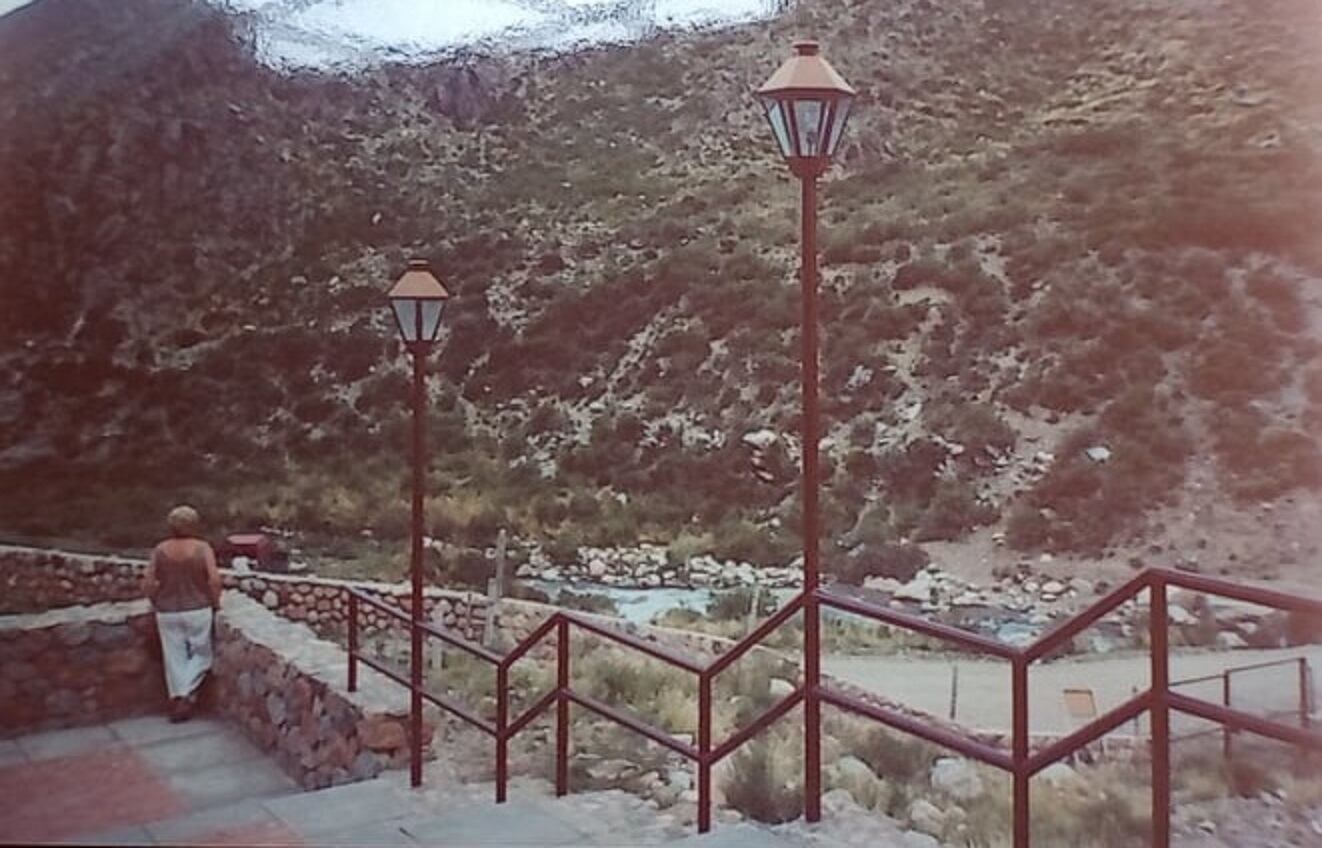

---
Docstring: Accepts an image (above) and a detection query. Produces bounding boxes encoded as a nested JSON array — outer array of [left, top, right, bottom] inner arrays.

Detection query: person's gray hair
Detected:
[[167, 505, 201, 537]]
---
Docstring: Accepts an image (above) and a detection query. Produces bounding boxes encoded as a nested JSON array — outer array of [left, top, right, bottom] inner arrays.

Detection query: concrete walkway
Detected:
[[0, 714, 945, 847], [0, 715, 299, 844]]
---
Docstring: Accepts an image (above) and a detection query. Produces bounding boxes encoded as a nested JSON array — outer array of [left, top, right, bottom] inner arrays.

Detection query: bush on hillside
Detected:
[[834, 541, 930, 586], [914, 480, 999, 542], [707, 587, 778, 622], [724, 737, 803, 824]]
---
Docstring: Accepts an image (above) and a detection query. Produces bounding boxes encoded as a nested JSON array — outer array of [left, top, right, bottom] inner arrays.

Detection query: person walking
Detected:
[[144, 505, 222, 722]]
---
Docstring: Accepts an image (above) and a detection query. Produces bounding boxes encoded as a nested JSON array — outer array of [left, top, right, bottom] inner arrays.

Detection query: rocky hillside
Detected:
[[2, 0, 1320, 584]]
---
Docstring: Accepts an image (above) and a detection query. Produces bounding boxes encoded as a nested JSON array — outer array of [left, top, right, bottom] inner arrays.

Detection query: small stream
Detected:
[[524, 579, 797, 625], [521, 579, 1097, 650]]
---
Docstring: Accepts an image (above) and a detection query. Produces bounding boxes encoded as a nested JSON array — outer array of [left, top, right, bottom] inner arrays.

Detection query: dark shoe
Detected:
[[168, 697, 188, 723]]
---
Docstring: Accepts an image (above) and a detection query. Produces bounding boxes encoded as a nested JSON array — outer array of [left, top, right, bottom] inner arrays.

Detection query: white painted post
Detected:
[[484, 529, 507, 648]]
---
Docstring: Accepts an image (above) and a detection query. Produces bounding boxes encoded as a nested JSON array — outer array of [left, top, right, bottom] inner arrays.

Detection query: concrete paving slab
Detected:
[[108, 715, 225, 747], [262, 778, 420, 836], [136, 724, 265, 775], [65, 823, 157, 845], [661, 823, 808, 847], [0, 738, 27, 768], [144, 797, 281, 843], [174, 820, 303, 846], [313, 817, 422, 846], [0, 747, 187, 843], [164, 755, 297, 809], [16, 723, 119, 761], [399, 798, 590, 845]]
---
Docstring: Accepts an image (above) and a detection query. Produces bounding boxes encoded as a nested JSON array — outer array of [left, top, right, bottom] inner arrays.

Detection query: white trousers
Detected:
[[156, 608, 214, 699]]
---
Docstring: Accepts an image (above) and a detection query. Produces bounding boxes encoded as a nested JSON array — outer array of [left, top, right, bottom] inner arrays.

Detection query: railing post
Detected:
[[1012, 654, 1030, 848], [1222, 672, 1232, 762], [556, 616, 570, 798], [698, 672, 712, 834], [1300, 658, 1311, 732], [347, 592, 359, 693], [496, 662, 508, 803], [1150, 576, 1171, 848]]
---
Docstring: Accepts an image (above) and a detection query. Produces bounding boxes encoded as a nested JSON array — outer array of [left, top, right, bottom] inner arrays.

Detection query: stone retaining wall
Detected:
[[0, 544, 491, 641], [0, 600, 166, 736], [0, 544, 744, 666], [212, 591, 436, 789]]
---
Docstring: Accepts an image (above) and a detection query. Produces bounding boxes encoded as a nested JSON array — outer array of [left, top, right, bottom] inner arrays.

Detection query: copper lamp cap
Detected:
[[758, 39, 855, 95], [389, 258, 449, 299]]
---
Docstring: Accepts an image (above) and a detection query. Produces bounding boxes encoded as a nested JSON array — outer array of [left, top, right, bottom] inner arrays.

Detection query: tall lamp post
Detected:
[[756, 40, 855, 823], [387, 258, 450, 788]]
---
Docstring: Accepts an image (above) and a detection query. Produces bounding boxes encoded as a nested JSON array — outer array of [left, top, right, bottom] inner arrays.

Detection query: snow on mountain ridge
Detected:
[[217, 0, 784, 69]]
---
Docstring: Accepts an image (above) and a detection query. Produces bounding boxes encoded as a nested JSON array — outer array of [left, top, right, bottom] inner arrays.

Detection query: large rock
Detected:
[[350, 750, 384, 781], [907, 798, 946, 837], [894, 575, 935, 603], [1037, 762, 1082, 787], [586, 757, 638, 784], [930, 757, 984, 801], [357, 716, 407, 751], [1168, 606, 1198, 627], [1216, 631, 1248, 649], [836, 755, 878, 784]]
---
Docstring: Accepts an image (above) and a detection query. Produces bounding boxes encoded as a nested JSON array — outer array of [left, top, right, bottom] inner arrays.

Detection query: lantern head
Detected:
[[388, 259, 449, 347]]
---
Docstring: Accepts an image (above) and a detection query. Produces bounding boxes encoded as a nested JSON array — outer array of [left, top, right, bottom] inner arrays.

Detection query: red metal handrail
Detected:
[[1022, 569, 1150, 662], [819, 587, 1019, 658], [345, 570, 1322, 845], [1171, 655, 1314, 758]]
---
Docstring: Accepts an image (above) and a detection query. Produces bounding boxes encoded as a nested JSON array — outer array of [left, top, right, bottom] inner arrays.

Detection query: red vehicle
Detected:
[[215, 533, 289, 572]]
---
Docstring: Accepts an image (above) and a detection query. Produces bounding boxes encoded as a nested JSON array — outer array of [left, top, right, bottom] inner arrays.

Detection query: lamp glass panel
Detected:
[[391, 299, 420, 343], [420, 299, 445, 342], [793, 99, 825, 157], [826, 95, 852, 156], [762, 97, 793, 158]]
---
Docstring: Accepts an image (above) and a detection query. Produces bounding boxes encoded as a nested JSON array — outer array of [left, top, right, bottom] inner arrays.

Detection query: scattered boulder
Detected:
[[1037, 762, 1082, 787], [356, 716, 406, 752], [907, 798, 947, 837], [585, 757, 638, 784], [1216, 631, 1248, 650], [930, 757, 984, 801], [837, 755, 879, 784]]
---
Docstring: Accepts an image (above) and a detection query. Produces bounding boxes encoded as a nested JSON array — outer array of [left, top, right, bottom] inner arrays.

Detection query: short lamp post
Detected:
[[387, 258, 450, 788], [756, 39, 855, 824]]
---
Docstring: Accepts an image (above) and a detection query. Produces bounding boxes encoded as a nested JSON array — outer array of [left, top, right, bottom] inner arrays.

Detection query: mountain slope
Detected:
[[2, 0, 1320, 583]]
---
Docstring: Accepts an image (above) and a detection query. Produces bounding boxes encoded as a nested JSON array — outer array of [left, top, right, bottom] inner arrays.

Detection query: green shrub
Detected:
[[923, 401, 1016, 462], [556, 589, 620, 617], [1049, 124, 1139, 158], [710, 517, 792, 566], [914, 480, 998, 542], [855, 725, 939, 784], [724, 737, 803, 824], [706, 587, 778, 622], [834, 542, 930, 585], [433, 549, 491, 588], [1005, 503, 1050, 550]]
